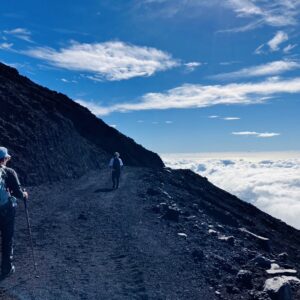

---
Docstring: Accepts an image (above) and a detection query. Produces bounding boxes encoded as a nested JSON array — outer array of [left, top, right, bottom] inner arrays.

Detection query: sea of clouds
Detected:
[[161, 152, 300, 230]]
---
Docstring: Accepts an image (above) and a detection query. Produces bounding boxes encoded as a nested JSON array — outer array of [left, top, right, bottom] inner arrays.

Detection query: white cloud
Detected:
[[109, 124, 117, 128], [232, 131, 258, 136], [232, 131, 280, 138], [0, 42, 13, 50], [23, 41, 178, 81], [3, 28, 32, 42], [218, 19, 265, 33], [267, 31, 289, 52], [211, 60, 300, 80], [223, 117, 240, 120], [257, 132, 280, 138], [225, 0, 300, 28], [161, 152, 300, 229], [226, 0, 262, 17], [76, 77, 300, 115], [283, 44, 297, 53], [61, 78, 77, 83], [165, 120, 173, 124], [184, 61, 202, 72], [254, 44, 265, 55], [209, 116, 240, 120], [140, 0, 300, 30]]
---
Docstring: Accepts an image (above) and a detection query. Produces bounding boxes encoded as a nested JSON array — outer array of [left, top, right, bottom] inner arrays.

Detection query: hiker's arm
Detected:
[[120, 159, 124, 167], [7, 169, 27, 199]]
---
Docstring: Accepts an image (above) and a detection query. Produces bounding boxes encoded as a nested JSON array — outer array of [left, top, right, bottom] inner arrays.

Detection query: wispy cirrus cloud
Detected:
[[268, 31, 289, 51], [0, 42, 13, 50], [211, 60, 300, 80], [220, 61, 240, 66], [184, 61, 202, 72], [283, 43, 297, 53], [208, 115, 240, 120], [23, 41, 179, 81], [223, 117, 240, 121], [232, 131, 280, 138], [137, 0, 220, 18], [141, 0, 300, 31], [255, 31, 289, 54], [225, 0, 300, 29], [61, 78, 77, 83], [76, 77, 300, 115], [3, 28, 32, 42]]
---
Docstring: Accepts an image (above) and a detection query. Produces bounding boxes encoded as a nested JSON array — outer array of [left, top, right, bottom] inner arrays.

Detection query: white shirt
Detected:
[[109, 157, 124, 167]]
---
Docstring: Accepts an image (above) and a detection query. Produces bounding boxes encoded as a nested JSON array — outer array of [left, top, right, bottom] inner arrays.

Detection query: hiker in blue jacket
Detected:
[[0, 147, 28, 279], [109, 152, 123, 189]]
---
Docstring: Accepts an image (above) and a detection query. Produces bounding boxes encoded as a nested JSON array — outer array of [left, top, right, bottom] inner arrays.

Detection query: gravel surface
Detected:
[[0, 167, 299, 300], [0, 168, 215, 300]]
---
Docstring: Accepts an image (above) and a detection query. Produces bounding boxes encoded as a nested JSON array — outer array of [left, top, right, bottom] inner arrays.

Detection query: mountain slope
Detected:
[[0, 62, 299, 300], [0, 62, 163, 185], [0, 167, 299, 300]]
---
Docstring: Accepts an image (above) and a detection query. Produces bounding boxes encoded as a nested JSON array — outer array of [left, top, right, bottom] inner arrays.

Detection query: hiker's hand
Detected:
[[23, 191, 28, 200]]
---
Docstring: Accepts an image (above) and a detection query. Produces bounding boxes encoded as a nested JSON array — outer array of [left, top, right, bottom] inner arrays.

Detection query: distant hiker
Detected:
[[0, 147, 28, 279], [109, 152, 123, 189]]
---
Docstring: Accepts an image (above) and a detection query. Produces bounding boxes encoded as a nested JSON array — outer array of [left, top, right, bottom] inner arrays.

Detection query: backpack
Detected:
[[0, 167, 9, 206], [113, 158, 121, 172]]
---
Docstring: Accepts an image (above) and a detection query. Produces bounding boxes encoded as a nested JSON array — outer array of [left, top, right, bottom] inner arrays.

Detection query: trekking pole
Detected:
[[23, 189, 38, 273]]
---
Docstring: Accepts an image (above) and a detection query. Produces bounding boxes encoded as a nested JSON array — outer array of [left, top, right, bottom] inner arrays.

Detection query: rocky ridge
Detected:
[[0, 62, 163, 185]]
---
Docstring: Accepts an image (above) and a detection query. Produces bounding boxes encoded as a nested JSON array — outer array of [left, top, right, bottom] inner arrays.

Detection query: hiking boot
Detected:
[[0, 265, 15, 280]]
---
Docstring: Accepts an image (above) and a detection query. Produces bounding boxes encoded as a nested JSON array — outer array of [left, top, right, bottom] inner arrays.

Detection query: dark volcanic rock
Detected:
[[236, 270, 253, 289], [251, 255, 272, 269], [0, 62, 163, 185], [162, 206, 181, 222], [191, 249, 205, 262], [278, 253, 288, 263], [146, 187, 161, 196]]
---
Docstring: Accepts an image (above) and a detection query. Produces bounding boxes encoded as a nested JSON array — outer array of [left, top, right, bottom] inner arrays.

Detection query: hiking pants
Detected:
[[112, 170, 121, 188], [0, 201, 15, 273]]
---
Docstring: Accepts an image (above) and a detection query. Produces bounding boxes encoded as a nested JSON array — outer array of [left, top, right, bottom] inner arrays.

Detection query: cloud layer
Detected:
[[141, 0, 300, 29], [211, 60, 300, 80], [232, 131, 280, 138], [3, 28, 33, 42], [24, 41, 178, 81], [77, 76, 300, 115], [162, 152, 300, 229], [225, 0, 300, 29]]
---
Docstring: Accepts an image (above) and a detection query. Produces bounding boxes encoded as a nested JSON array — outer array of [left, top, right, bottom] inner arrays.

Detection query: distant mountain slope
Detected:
[[0, 62, 163, 185]]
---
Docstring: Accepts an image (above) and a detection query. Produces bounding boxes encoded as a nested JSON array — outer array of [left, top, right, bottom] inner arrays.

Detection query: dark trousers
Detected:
[[112, 170, 121, 189], [0, 202, 15, 273]]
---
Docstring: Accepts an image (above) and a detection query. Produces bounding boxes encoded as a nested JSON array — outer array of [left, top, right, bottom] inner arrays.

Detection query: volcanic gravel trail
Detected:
[[0, 167, 214, 300]]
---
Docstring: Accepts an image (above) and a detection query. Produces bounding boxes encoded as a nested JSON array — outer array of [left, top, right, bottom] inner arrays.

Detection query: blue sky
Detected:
[[1, 0, 300, 153]]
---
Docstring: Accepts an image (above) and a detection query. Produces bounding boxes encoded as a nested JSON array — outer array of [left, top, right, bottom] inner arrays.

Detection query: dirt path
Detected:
[[0, 167, 214, 300]]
